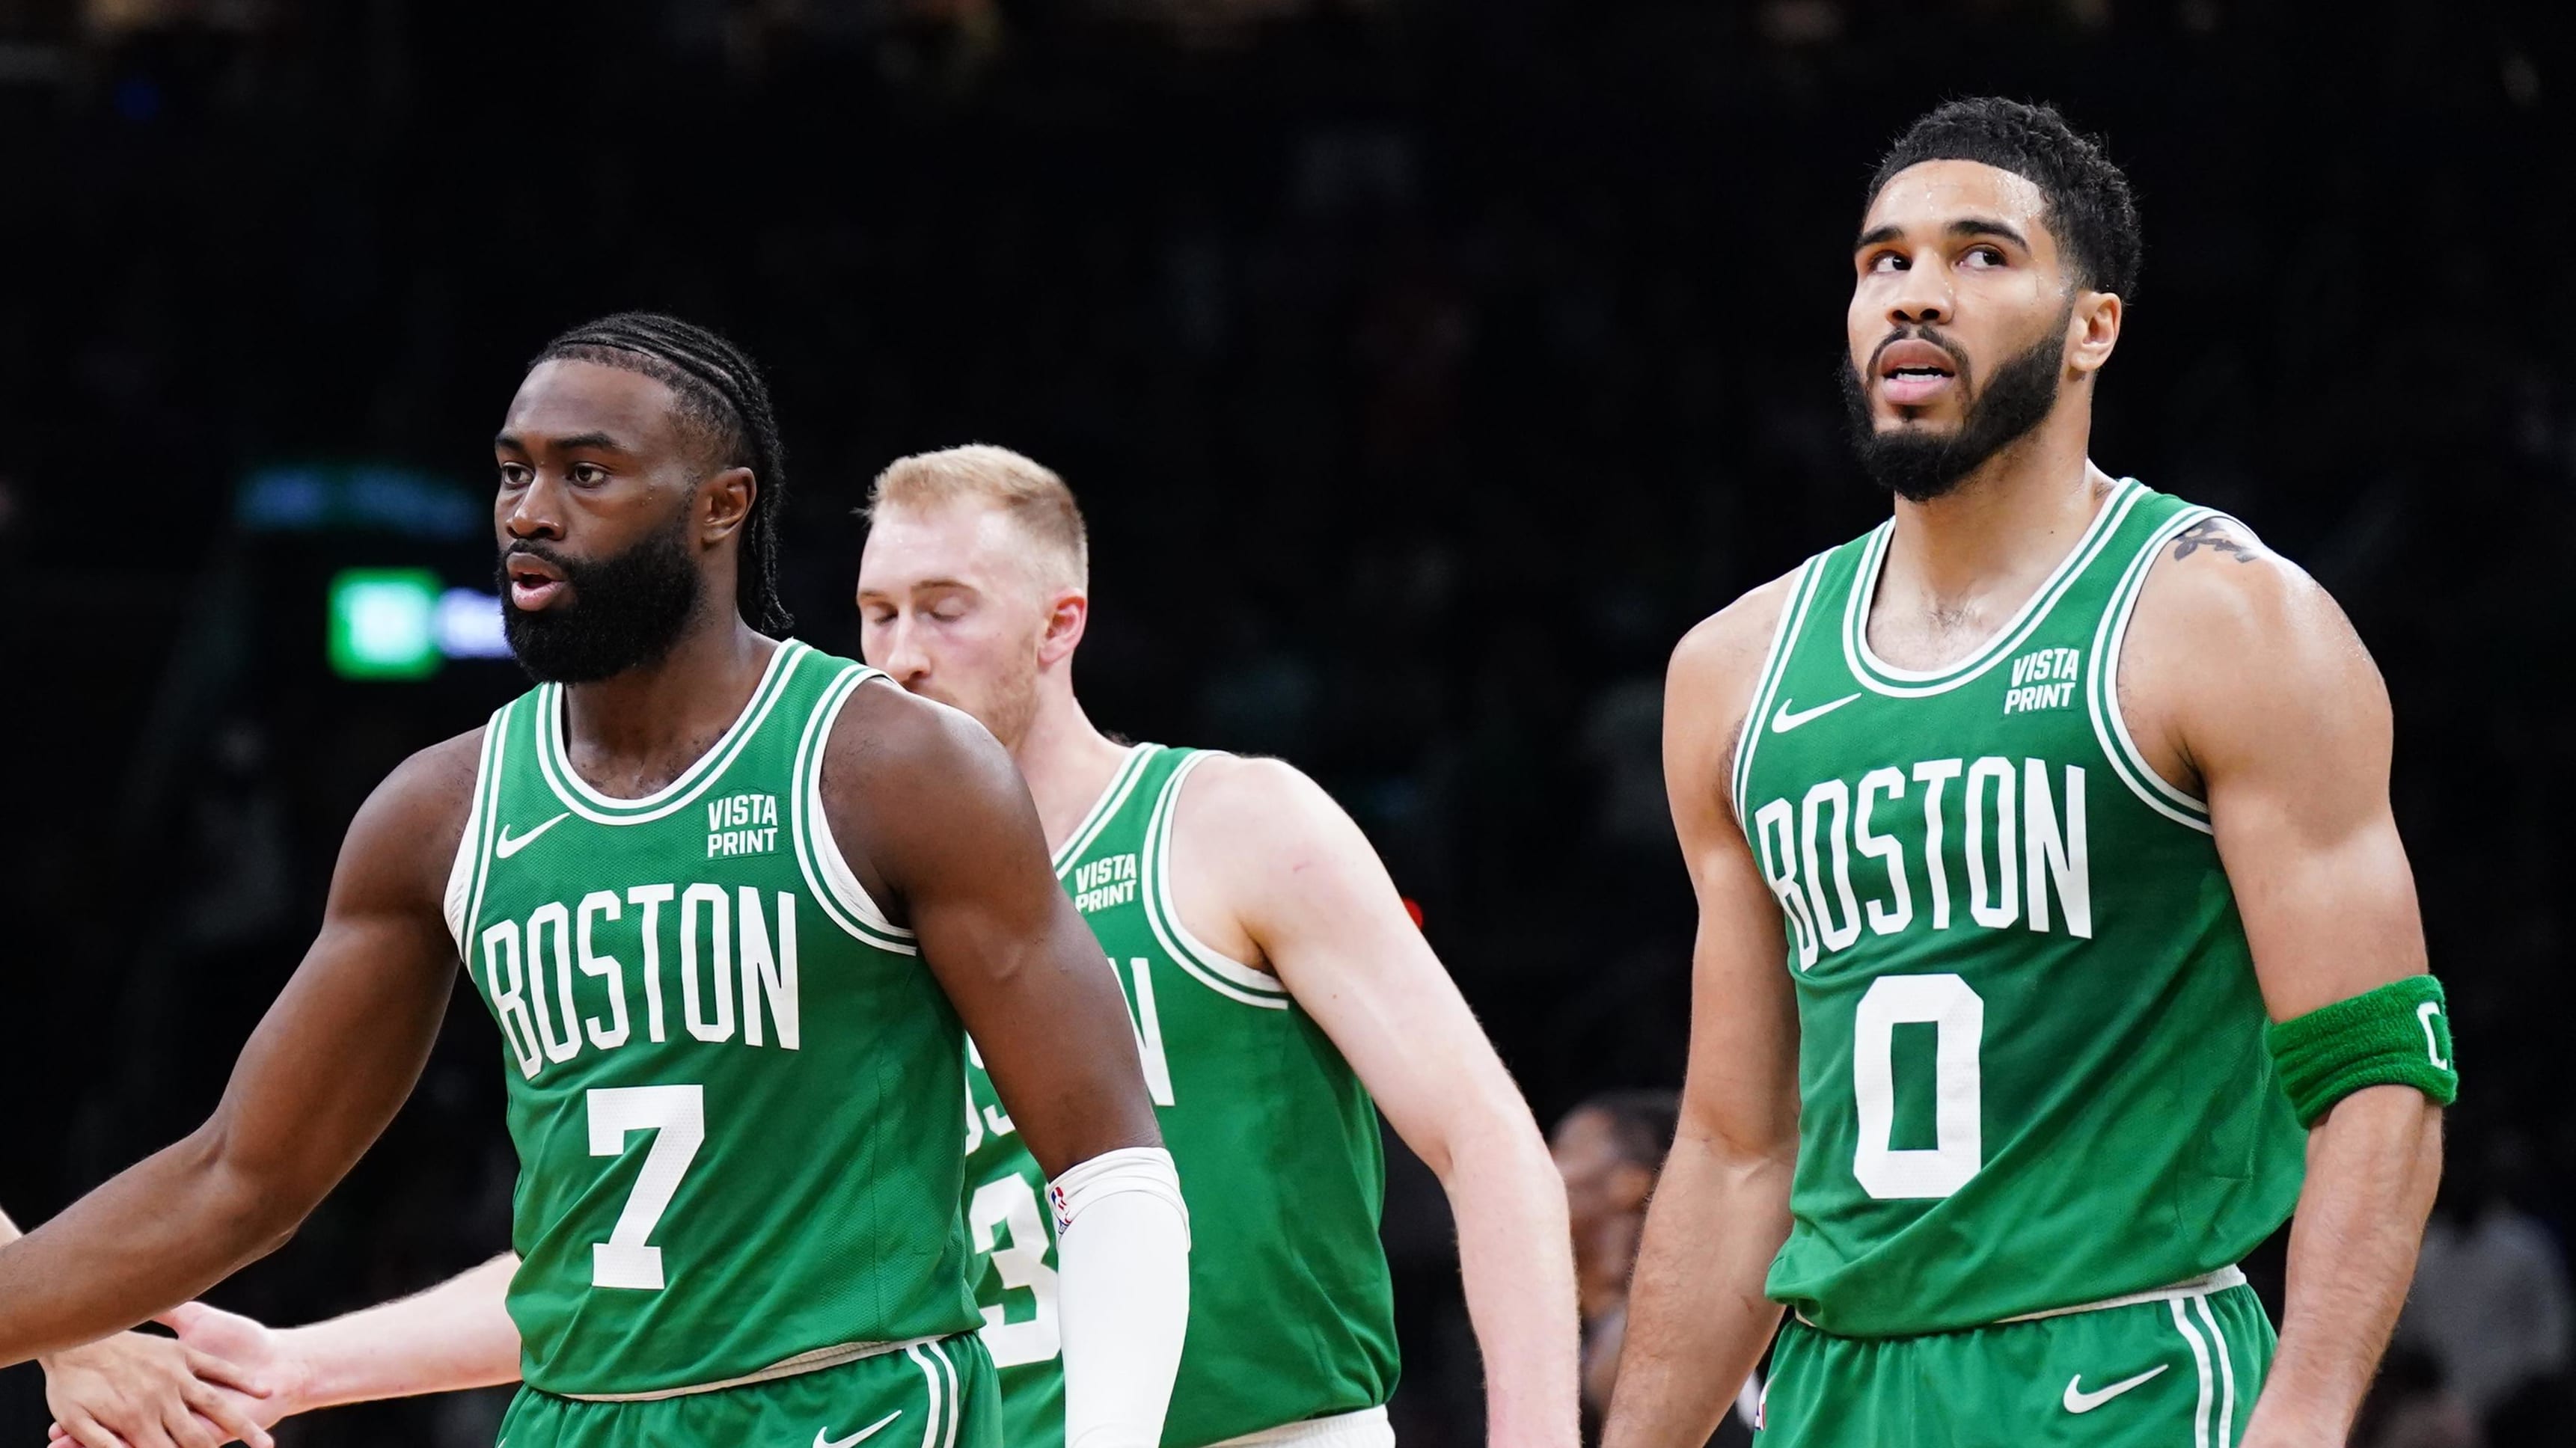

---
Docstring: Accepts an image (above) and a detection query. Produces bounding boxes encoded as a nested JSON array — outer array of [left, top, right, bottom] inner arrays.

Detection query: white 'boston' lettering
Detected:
[[680, 883, 735, 1043], [1964, 757, 2019, 929], [738, 889, 798, 1050], [1910, 759, 1962, 930], [1751, 752, 2093, 966], [1855, 767, 1913, 936], [480, 919, 543, 1079], [2022, 761, 2091, 938], [626, 884, 674, 1042], [527, 901, 583, 1064], [1799, 779, 1864, 953], [1752, 797, 1819, 969], [577, 891, 631, 1050]]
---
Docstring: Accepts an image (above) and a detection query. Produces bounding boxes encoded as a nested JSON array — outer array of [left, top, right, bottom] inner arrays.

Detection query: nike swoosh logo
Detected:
[[816, 1408, 905, 1448], [493, 812, 572, 859], [2063, 1364, 2170, 1413], [1771, 693, 1862, 733]]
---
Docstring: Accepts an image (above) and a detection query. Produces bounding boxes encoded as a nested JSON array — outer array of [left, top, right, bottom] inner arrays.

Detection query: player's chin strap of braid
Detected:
[[2266, 975, 2459, 1128], [1052, 1147, 1193, 1448]]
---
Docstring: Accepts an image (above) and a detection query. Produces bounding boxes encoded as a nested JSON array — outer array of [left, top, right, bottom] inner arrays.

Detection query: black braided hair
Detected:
[[533, 313, 794, 635]]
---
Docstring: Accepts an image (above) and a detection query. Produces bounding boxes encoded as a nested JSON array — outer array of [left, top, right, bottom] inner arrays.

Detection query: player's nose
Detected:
[[878, 619, 933, 684], [502, 474, 566, 542], [1888, 259, 1952, 325]]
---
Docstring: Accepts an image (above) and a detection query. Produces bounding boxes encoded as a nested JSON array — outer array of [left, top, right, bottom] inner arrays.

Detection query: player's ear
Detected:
[[702, 466, 756, 541], [2069, 289, 2121, 377], [1038, 586, 1089, 667]]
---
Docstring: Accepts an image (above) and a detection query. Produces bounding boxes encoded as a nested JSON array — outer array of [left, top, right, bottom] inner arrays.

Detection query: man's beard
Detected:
[[1840, 310, 2070, 503], [500, 509, 705, 684]]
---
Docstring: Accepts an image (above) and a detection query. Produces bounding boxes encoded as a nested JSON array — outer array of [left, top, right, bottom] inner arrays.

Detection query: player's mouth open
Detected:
[[1876, 340, 1959, 407], [506, 553, 571, 610]]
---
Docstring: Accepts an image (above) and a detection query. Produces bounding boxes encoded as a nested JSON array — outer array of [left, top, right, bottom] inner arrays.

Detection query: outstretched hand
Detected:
[[42, 1305, 296, 1448]]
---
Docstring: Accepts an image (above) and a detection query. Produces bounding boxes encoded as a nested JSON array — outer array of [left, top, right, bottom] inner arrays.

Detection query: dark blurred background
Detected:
[[1, 0, 2569, 1444]]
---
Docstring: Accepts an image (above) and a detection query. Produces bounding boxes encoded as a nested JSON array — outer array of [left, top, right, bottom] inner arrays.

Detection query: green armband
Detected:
[[2266, 975, 2458, 1128]]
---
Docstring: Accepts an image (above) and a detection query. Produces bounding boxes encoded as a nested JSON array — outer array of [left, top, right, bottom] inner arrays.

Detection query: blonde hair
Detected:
[[865, 444, 1089, 589]]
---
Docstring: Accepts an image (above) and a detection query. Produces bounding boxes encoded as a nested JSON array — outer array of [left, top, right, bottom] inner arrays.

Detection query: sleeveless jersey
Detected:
[[961, 744, 1401, 1448], [445, 640, 982, 1395], [1733, 479, 2305, 1338]]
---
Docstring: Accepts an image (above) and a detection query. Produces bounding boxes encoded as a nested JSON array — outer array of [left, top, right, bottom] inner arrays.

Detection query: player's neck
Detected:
[[557, 616, 777, 797], [1012, 685, 1131, 856], [1882, 414, 2113, 616]]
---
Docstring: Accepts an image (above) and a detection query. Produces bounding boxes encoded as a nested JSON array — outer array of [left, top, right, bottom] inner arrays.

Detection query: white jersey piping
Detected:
[[1729, 554, 1826, 837], [553, 1331, 958, 1402], [1140, 752, 1290, 1008], [1208, 1405, 1395, 1448], [531, 641, 804, 826], [1841, 479, 2147, 697], [1790, 1263, 2246, 1333], [790, 666, 917, 952]]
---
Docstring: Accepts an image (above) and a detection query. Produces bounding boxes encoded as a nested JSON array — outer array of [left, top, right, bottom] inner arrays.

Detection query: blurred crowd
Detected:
[[1, 1, 2569, 1444]]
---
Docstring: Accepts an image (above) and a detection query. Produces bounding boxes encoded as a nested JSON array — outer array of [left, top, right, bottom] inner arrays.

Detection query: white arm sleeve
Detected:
[[1050, 1146, 1192, 1448]]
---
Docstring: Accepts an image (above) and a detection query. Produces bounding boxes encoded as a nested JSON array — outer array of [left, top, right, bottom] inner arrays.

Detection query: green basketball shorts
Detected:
[[1757, 1280, 2274, 1447], [498, 1334, 999, 1448]]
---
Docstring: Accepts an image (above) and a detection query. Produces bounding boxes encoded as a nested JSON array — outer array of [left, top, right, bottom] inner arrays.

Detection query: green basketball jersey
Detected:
[[447, 640, 982, 1396], [961, 744, 1401, 1448], [1733, 479, 2306, 1338]]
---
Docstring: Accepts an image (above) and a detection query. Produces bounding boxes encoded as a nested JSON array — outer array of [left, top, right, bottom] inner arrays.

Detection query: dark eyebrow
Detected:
[[1948, 216, 2028, 248], [494, 430, 625, 455], [1853, 217, 2032, 252]]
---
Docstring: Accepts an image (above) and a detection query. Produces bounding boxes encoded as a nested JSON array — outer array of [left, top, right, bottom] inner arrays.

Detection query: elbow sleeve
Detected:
[[1052, 1147, 1191, 1448]]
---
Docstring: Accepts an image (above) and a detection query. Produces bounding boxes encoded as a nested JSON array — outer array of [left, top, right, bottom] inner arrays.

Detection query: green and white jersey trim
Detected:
[[529, 642, 809, 825], [441, 714, 508, 957], [1053, 744, 1156, 874], [791, 663, 918, 954], [1838, 478, 2152, 696], [1139, 752, 1289, 1010], [2084, 503, 2230, 835], [1730, 553, 1829, 837]]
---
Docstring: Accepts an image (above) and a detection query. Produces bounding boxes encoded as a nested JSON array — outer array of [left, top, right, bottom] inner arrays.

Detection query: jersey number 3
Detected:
[[1852, 974, 1985, 1200]]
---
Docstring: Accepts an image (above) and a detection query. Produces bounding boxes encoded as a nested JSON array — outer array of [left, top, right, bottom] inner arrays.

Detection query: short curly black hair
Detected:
[[1869, 97, 2141, 300]]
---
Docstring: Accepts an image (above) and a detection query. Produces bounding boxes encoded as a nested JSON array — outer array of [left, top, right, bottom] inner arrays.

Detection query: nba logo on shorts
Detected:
[[1051, 1182, 1073, 1232]]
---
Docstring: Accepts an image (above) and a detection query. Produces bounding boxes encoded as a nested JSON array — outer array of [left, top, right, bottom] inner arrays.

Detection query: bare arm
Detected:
[[1600, 581, 1802, 1448], [0, 737, 476, 1367], [827, 684, 1163, 1173], [0, 1211, 274, 1448], [1175, 755, 1578, 1448], [831, 684, 1183, 1448], [2125, 523, 2444, 1448]]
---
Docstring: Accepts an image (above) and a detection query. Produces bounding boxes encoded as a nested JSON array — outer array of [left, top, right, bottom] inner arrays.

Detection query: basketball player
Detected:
[[0, 316, 1193, 1448], [1600, 100, 2453, 1448], [44, 445, 1581, 1448]]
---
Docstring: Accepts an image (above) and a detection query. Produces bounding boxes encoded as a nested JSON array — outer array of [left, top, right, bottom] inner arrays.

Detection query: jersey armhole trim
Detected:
[[2086, 506, 2219, 834], [1731, 555, 1826, 837], [790, 666, 920, 953], [1141, 752, 1291, 1010], [450, 703, 514, 971]]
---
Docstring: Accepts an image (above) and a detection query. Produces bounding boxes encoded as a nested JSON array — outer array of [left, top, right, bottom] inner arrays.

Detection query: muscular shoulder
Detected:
[[1666, 566, 1805, 810], [822, 675, 1018, 800], [1669, 567, 1802, 699], [2123, 515, 2388, 788], [337, 727, 486, 911], [1169, 752, 1388, 959], [819, 677, 1032, 909]]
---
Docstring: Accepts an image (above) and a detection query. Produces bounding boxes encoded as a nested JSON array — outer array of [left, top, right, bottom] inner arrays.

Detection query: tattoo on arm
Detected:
[[2172, 518, 2260, 563]]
